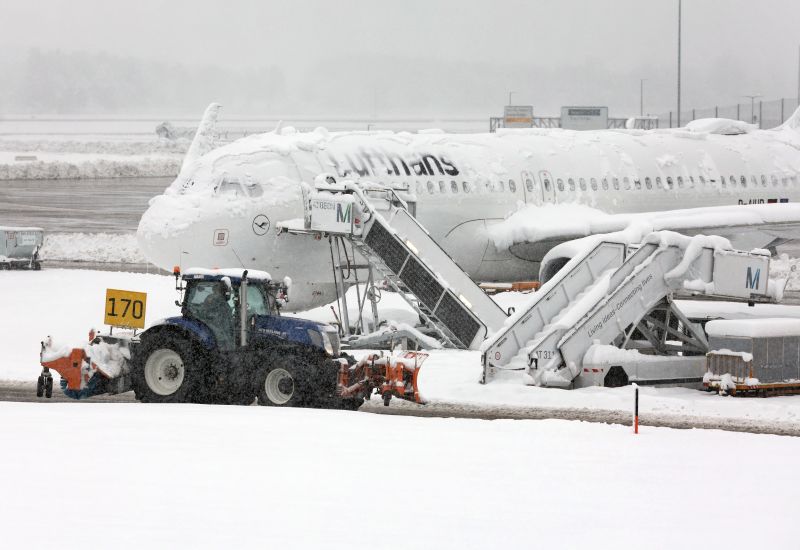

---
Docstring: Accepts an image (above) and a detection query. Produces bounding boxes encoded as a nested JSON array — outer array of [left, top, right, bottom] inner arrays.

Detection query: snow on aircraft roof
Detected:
[[706, 318, 800, 338]]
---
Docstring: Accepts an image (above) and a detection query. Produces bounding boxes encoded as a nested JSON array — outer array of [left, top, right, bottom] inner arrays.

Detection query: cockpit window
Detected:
[[218, 179, 244, 196], [243, 183, 264, 197]]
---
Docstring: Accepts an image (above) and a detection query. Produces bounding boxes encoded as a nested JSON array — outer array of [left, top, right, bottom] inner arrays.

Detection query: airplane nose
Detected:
[[137, 191, 203, 270]]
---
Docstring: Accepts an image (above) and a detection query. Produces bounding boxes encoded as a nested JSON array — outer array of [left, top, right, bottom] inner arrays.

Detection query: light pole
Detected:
[[508, 91, 516, 105], [677, 0, 682, 127], [640, 79, 647, 117], [743, 94, 762, 126]]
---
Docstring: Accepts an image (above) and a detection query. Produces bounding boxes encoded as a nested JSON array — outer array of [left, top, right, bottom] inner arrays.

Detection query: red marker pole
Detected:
[[633, 383, 639, 434]]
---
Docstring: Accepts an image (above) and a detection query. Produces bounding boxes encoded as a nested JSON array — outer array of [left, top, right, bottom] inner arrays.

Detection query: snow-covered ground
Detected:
[[5, 269, 800, 426], [0, 137, 184, 180], [41, 233, 147, 263], [2, 400, 798, 550]]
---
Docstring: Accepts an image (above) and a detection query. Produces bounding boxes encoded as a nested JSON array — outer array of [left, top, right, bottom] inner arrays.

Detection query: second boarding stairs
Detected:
[[481, 234, 783, 388]]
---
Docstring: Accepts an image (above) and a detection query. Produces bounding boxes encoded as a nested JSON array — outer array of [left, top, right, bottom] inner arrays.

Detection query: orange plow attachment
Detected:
[[336, 351, 428, 406]]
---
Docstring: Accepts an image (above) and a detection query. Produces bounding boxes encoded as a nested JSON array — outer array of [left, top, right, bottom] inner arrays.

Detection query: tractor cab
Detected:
[[178, 268, 284, 351]]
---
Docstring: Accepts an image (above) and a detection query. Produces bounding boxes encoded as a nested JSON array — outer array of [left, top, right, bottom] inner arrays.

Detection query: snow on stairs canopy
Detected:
[[482, 231, 783, 388], [277, 181, 508, 350]]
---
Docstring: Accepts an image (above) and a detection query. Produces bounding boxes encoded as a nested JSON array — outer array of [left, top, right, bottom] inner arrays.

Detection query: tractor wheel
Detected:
[[256, 355, 310, 408], [36, 376, 44, 398], [44, 376, 53, 398], [132, 334, 199, 403]]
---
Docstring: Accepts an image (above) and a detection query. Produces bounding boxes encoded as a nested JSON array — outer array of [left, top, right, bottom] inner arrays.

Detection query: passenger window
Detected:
[[771, 175, 779, 186], [666, 176, 674, 189], [578, 178, 586, 191], [677, 176, 684, 188], [462, 181, 470, 193], [656, 177, 662, 189], [634, 178, 642, 190], [590, 177, 598, 191], [485, 181, 493, 193], [568, 178, 575, 191], [557, 178, 565, 191], [602, 178, 609, 190], [741, 175, 747, 187], [415, 182, 424, 195], [525, 178, 534, 192], [497, 181, 505, 192], [439, 181, 447, 193], [623, 177, 631, 190], [729, 175, 736, 187], [451, 180, 459, 193], [543, 178, 551, 191], [720, 176, 726, 188], [792, 175, 798, 185], [699, 175, 706, 186], [427, 181, 435, 194], [508, 179, 517, 193], [688, 176, 694, 188], [761, 175, 767, 187], [645, 177, 652, 190], [782, 176, 789, 186], [613, 177, 620, 190]]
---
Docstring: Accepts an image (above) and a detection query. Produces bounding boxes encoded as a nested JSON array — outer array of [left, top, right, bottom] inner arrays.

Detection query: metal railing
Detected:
[[656, 97, 800, 129], [489, 116, 658, 132]]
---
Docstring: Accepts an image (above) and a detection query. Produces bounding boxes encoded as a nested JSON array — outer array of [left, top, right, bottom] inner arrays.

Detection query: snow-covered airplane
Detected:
[[138, 103, 800, 310]]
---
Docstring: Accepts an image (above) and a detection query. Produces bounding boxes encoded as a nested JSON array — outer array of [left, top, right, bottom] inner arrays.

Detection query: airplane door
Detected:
[[538, 170, 556, 204], [521, 171, 535, 203]]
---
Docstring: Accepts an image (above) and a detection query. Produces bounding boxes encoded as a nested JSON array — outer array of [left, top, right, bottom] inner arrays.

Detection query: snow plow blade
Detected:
[[336, 351, 428, 406], [38, 332, 133, 399]]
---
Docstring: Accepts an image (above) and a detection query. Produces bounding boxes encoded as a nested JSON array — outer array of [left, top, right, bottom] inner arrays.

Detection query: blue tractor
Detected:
[[129, 268, 362, 409]]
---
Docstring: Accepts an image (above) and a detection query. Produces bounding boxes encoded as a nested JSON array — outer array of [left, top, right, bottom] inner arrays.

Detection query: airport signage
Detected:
[[561, 106, 608, 130], [104, 288, 147, 329], [309, 193, 356, 233], [504, 105, 534, 128], [712, 252, 770, 299]]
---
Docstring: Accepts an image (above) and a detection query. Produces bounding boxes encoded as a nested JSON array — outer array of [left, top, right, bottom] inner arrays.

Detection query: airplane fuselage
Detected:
[[138, 122, 800, 310]]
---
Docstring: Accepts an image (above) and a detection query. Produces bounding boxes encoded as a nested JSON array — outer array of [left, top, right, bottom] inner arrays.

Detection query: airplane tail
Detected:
[[778, 104, 800, 132], [179, 103, 222, 177]]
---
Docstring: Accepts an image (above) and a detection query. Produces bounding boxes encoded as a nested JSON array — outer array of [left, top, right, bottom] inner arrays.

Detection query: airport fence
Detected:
[[655, 97, 800, 129]]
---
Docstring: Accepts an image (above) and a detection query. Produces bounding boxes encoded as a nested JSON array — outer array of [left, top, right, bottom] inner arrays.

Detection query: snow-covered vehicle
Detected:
[[38, 268, 425, 408], [0, 226, 42, 270]]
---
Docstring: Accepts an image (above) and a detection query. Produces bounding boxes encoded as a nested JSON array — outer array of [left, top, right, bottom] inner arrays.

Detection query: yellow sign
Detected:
[[104, 289, 147, 329]]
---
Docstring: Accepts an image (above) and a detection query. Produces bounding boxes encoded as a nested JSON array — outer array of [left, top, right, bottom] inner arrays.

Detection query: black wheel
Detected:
[[44, 377, 53, 398], [256, 354, 310, 408], [36, 376, 44, 398], [131, 333, 200, 403]]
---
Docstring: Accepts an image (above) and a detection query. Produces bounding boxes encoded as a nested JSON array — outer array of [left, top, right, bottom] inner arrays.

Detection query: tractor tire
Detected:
[[36, 376, 44, 398], [256, 354, 311, 408], [44, 376, 53, 398], [131, 334, 200, 403]]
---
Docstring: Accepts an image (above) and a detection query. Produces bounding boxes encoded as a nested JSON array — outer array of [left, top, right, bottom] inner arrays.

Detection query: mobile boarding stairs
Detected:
[[277, 182, 783, 388]]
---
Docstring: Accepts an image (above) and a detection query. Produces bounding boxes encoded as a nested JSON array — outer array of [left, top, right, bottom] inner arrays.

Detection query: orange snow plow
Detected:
[[38, 332, 133, 399], [337, 351, 428, 406]]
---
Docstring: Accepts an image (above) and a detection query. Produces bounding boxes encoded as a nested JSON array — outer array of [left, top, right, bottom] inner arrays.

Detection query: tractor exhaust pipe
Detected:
[[240, 270, 248, 347]]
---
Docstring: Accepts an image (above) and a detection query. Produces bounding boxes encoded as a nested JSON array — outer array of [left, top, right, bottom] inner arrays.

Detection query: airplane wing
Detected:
[[491, 203, 800, 262]]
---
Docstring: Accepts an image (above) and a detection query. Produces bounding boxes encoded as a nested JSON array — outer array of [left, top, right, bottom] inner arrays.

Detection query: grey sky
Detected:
[[2, 0, 799, 116]]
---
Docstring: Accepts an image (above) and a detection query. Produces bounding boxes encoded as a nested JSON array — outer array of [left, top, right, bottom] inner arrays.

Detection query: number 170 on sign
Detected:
[[104, 288, 147, 329]]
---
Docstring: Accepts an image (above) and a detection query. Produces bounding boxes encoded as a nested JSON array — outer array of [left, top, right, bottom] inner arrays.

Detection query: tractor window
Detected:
[[246, 285, 270, 317], [185, 281, 236, 350]]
